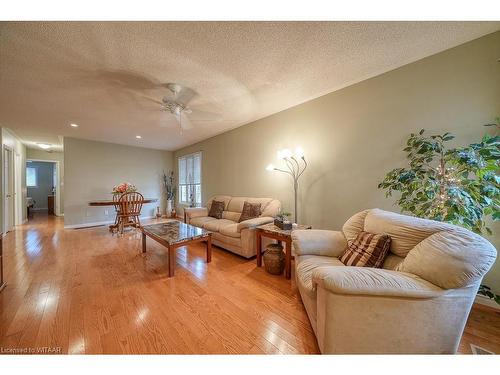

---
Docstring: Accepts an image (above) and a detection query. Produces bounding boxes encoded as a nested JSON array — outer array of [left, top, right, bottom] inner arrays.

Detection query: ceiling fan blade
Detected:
[[180, 111, 194, 130], [187, 108, 222, 122], [139, 95, 164, 105], [176, 87, 197, 105]]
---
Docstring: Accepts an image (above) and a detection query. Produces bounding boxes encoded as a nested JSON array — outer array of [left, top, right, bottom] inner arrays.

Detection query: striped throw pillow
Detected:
[[339, 231, 391, 268]]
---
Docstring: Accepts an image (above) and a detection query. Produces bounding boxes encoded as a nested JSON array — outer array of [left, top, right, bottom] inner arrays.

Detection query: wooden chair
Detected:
[[110, 193, 122, 233], [117, 192, 144, 234]]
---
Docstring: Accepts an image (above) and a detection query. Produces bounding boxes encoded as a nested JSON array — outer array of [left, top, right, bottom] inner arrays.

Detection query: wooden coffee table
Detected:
[[141, 221, 212, 277], [256, 223, 312, 279]]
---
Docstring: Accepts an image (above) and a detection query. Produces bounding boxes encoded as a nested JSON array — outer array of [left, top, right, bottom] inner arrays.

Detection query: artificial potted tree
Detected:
[[378, 120, 499, 304]]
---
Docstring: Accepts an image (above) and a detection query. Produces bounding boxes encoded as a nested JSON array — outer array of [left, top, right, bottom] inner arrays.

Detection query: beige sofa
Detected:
[[185, 195, 281, 258], [291, 208, 497, 354]]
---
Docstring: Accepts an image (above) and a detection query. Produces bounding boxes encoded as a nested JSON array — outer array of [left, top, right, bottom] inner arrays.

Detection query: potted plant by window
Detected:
[[163, 171, 176, 218], [378, 119, 499, 305]]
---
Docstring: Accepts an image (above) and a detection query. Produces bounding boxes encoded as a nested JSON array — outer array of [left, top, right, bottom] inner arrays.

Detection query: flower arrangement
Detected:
[[112, 182, 137, 195]]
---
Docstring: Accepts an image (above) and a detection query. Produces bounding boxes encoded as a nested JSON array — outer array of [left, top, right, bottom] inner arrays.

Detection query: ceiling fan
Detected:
[[144, 83, 220, 132]]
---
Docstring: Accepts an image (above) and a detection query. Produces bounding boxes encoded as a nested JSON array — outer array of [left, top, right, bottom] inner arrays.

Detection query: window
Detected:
[[27, 166, 38, 187], [178, 152, 202, 206]]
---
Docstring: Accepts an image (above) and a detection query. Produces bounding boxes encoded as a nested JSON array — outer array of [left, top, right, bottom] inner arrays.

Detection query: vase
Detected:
[[263, 243, 285, 275], [166, 199, 173, 218]]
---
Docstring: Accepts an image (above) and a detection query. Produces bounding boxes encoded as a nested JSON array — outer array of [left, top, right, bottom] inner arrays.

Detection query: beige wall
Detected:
[[26, 148, 64, 214], [64, 137, 173, 227], [175, 32, 500, 290]]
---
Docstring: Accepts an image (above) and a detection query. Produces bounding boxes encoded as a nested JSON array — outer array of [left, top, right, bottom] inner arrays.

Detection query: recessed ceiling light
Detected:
[[136, 135, 142, 139], [70, 123, 79, 128], [37, 143, 51, 149]]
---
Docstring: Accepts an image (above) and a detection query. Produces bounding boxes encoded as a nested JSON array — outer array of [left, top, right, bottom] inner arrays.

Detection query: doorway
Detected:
[[26, 159, 62, 218], [3, 147, 14, 233]]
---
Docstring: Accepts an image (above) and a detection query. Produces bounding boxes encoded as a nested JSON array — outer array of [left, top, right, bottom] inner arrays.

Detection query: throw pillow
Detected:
[[339, 231, 391, 268], [208, 200, 225, 219], [238, 202, 262, 223]]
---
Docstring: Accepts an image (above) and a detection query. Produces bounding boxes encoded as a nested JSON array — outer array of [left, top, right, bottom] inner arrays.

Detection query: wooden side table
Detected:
[[256, 223, 312, 279]]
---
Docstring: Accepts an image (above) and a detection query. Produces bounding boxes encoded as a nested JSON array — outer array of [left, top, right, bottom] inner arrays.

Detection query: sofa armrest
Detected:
[[312, 267, 445, 299], [291, 230, 347, 257], [184, 207, 208, 220], [237, 216, 274, 232]]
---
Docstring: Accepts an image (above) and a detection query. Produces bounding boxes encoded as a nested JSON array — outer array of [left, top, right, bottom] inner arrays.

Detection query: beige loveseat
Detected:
[[185, 195, 281, 258], [291, 208, 497, 354]]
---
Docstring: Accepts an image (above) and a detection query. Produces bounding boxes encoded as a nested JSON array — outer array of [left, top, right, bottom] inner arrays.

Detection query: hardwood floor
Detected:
[[0, 212, 498, 354]]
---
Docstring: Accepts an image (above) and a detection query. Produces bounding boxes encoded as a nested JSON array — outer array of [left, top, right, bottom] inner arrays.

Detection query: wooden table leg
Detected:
[[256, 230, 262, 267], [206, 235, 212, 263], [168, 245, 176, 277], [142, 232, 146, 253], [285, 239, 292, 279]]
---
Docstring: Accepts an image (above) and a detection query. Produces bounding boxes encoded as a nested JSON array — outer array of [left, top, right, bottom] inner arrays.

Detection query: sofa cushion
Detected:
[[219, 223, 241, 238], [227, 197, 273, 213], [261, 199, 281, 217], [398, 227, 497, 289], [226, 197, 248, 213], [339, 231, 391, 268], [364, 209, 453, 257], [222, 211, 241, 222], [238, 202, 262, 222], [203, 219, 236, 232], [207, 195, 232, 211], [189, 216, 216, 228], [208, 200, 225, 219], [295, 255, 345, 298]]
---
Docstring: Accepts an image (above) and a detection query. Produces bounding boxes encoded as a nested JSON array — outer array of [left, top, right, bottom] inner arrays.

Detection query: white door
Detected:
[[3, 147, 14, 233], [14, 152, 23, 225]]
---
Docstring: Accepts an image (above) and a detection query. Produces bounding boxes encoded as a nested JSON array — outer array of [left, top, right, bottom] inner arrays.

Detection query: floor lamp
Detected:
[[266, 147, 307, 224]]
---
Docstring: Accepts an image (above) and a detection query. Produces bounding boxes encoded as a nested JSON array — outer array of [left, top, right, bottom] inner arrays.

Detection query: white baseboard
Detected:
[[474, 294, 500, 311], [64, 216, 155, 229]]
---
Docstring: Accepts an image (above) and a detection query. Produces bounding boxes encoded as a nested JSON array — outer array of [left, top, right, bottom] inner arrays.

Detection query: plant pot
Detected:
[[166, 199, 173, 218], [263, 243, 285, 275], [274, 218, 292, 230]]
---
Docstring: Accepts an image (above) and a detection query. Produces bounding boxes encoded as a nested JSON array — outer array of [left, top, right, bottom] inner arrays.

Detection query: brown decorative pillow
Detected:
[[339, 231, 391, 268], [238, 202, 262, 223], [208, 200, 225, 219]]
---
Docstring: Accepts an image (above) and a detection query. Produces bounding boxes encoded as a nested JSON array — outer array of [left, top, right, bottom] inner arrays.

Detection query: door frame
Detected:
[[26, 159, 62, 217], [3, 145, 15, 233], [14, 151, 23, 225]]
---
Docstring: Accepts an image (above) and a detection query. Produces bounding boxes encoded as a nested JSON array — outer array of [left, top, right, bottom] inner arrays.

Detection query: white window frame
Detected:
[[178, 151, 202, 206], [26, 166, 38, 188]]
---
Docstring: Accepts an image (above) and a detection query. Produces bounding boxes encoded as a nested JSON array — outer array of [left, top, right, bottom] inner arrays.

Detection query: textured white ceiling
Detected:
[[1, 22, 499, 151]]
